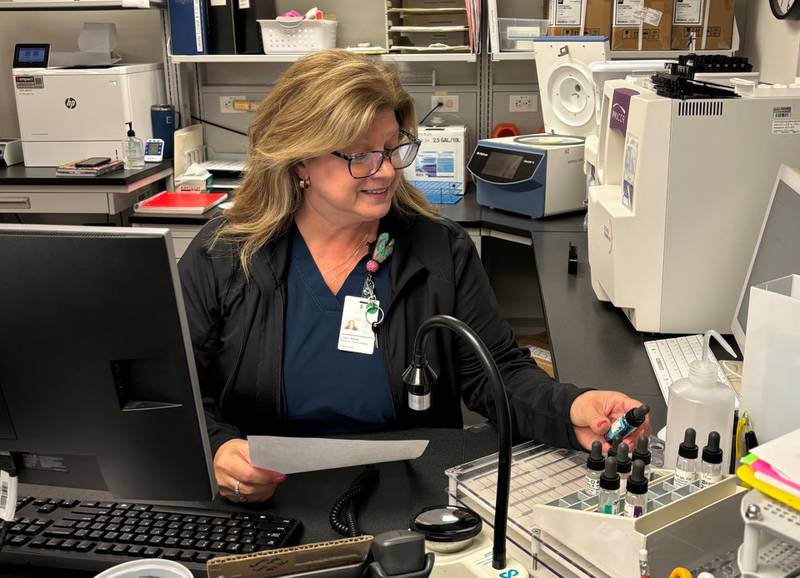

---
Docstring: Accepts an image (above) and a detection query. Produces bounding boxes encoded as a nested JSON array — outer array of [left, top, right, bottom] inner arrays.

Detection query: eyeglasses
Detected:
[[331, 130, 421, 179]]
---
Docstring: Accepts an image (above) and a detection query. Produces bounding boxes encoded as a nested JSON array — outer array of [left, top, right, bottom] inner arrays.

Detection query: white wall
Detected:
[[0, 10, 164, 138], [743, 2, 800, 84]]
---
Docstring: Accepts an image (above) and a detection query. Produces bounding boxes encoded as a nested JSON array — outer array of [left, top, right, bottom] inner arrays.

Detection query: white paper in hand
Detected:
[[247, 436, 429, 474]]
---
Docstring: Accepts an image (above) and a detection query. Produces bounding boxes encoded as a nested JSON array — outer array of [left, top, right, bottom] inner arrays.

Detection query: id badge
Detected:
[[338, 296, 376, 354]]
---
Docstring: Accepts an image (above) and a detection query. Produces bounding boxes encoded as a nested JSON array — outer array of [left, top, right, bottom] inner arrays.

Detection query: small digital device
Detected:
[[144, 138, 165, 162], [13, 43, 50, 69], [75, 156, 111, 168]]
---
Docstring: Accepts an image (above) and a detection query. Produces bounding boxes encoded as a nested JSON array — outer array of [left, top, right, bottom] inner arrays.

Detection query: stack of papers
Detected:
[[739, 428, 800, 510]]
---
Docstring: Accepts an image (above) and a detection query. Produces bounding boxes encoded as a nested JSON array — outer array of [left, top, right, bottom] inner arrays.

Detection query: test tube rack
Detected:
[[738, 489, 800, 578], [446, 441, 746, 578]]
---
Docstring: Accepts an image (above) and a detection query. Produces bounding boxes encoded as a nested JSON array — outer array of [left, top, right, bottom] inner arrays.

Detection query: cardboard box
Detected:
[[547, 0, 613, 37], [611, 0, 673, 51], [671, 0, 735, 50], [404, 125, 467, 190]]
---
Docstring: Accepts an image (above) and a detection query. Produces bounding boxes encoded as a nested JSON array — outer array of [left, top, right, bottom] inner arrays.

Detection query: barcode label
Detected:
[[774, 106, 792, 119], [0, 471, 16, 522]]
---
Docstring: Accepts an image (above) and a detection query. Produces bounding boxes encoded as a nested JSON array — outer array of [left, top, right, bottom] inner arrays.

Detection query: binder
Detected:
[[208, 0, 275, 54], [208, 0, 237, 54], [135, 191, 228, 215], [168, 0, 209, 55]]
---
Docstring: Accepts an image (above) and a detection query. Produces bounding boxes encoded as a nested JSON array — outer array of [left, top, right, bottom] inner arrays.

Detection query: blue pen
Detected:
[[605, 404, 650, 442]]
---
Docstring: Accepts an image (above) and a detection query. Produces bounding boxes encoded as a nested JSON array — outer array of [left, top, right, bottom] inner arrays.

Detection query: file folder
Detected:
[[168, 0, 209, 55]]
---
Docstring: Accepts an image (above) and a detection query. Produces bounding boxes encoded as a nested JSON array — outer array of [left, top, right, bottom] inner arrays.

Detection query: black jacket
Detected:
[[178, 210, 587, 456]]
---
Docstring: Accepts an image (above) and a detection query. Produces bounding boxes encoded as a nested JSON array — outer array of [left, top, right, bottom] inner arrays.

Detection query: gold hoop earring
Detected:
[[299, 178, 310, 190]]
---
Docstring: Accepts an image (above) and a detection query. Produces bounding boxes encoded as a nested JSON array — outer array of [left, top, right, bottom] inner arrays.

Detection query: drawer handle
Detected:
[[0, 197, 31, 210]]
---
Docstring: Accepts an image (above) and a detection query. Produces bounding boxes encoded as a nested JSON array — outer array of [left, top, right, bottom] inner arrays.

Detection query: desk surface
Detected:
[[1, 428, 498, 578], [0, 162, 172, 186]]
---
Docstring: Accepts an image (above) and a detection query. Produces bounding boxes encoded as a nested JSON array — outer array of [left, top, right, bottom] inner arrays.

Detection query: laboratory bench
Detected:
[[0, 162, 173, 219]]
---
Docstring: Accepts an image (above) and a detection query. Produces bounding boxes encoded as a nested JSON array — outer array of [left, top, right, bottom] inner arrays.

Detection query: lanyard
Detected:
[[361, 232, 394, 339]]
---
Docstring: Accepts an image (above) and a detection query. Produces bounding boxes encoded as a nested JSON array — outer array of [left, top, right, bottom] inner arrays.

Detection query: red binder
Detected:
[[135, 191, 228, 215]]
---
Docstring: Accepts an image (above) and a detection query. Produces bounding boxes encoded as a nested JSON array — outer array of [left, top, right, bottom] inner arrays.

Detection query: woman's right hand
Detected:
[[214, 438, 286, 503]]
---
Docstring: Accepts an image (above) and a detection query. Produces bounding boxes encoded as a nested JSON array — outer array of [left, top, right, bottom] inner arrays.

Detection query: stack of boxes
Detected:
[[544, 0, 735, 51]]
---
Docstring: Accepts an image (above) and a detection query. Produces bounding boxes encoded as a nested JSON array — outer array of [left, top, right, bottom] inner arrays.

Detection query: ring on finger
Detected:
[[234, 479, 241, 496]]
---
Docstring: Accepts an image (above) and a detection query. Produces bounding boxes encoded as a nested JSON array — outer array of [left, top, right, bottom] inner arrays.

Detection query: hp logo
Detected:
[[65, 98, 77, 109]]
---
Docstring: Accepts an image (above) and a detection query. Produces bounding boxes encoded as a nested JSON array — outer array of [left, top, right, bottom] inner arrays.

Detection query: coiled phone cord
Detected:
[[329, 467, 379, 537]]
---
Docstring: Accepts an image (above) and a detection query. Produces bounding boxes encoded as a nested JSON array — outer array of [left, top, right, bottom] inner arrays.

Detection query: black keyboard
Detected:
[[0, 496, 302, 576]]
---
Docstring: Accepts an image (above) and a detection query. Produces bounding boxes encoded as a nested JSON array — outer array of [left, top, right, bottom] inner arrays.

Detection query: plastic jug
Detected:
[[663, 330, 737, 470]]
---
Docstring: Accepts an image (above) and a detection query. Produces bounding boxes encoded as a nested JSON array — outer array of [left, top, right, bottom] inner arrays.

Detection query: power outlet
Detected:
[[220, 95, 246, 114], [509, 94, 538, 113], [431, 94, 459, 113]]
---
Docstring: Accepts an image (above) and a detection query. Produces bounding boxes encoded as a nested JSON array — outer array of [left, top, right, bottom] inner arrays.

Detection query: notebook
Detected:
[[134, 191, 228, 215]]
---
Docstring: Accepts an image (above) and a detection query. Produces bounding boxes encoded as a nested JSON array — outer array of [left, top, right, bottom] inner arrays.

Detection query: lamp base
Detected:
[[428, 531, 529, 578]]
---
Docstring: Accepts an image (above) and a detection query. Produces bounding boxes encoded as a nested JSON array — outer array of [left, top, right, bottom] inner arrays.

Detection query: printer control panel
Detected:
[[468, 146, 543, 184]]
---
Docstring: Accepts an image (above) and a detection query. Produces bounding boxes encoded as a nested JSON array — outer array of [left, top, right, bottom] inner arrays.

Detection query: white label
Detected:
[[774, 106, 793, 119], [193, 0, 204, 52], [585, 475, 600, 496], [643, 7, 663, 27], [622, 134, 638, 209], [552, 0, 584, 26], [337, 296, 376, 354], [773, 119, 800, 135], [673, 469, 695, 487], [0, 470, 18, 522], [699, 472, 721, 488], [674, 0, 703, 25], [209, 0, 225, 6], [238, 0, 250, 9], [614, 0, 643, 27]]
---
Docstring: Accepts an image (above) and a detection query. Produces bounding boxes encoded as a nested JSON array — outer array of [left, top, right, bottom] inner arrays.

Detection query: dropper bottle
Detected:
[[624, 460, 649, 518], [605, 404, 650, 442], [700, 431, 723, 488], [616, 442, 632, 498], [585, 441, 604, 497], [607, 435, 623, 459], [674, 428, 698, 487], [633, 436, 652, 479], [598, 458, 620, 515]]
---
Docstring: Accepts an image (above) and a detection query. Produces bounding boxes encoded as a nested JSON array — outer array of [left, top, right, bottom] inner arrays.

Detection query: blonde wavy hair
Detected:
[[213, 49, 439, 275]]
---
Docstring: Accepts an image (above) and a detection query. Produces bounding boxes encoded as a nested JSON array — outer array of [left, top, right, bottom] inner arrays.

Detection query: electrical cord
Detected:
[[189, 115, 248, 137], [329, 466, 379, 537], [418, 102, 442, 126]]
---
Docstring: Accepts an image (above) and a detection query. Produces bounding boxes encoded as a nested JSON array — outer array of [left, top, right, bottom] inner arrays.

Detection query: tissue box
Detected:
[[175, 173, 214, 192]]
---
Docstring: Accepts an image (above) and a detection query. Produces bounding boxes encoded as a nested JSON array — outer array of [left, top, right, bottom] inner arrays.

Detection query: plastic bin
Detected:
[[498, 18, 548, 51], [257, 19, 337, 54]]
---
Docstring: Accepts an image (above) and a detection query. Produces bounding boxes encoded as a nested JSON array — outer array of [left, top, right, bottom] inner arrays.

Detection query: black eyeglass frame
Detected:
[[330, 129, 421, 179]]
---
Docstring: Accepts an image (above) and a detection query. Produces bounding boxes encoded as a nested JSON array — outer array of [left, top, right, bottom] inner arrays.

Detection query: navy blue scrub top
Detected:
[[283, 225, 395, 434]]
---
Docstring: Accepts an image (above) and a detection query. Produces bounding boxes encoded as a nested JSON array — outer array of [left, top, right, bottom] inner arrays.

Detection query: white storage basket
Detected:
[[257, 19, 337, 54]]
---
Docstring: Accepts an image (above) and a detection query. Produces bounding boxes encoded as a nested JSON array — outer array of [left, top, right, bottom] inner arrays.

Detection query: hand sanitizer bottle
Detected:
[[123, 122, 145, 169], [663, 330, 737, 470]]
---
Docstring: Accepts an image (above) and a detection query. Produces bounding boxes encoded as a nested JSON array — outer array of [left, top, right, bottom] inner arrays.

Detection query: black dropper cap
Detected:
[[626, 460, 649, 495], [126, 122, 136, 137], [608, 435, 623, 458], [632, 436, 651, 466], [599, 458, 620, 490], [702, 431, 723, 464], [625, 404, 650, 428], [678, 428, 698, 460], [616, 442, 632, 475], [587, 441, 605, 472]]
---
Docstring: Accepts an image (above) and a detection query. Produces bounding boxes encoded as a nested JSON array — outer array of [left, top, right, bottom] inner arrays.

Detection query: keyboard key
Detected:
[[210, 541, 226, 551], [43, 528, 74, 538], [162, 548, 180, 560], [95, 543, 113, 555], [178, 550, 196, 562], [196, 552, 215, 562], [44, 538, 63, 549], [89, 531, 105, 540], [29, 537, 47, 548], [127, 545, 145, 556], [225, 543, 242, 554], [195, 539, 210, 550], [112, 544, 129, 555], [133, 534, 149, 545], [37, 504, 58, 514], [8, 535, 29, 547], [53, 520, 76, 529], [132, 504, 150, 512], [75, 540, 95, 553], [97, 502, 116, 509], [59, 539, 78, 550], [144, 547, 162, 557]]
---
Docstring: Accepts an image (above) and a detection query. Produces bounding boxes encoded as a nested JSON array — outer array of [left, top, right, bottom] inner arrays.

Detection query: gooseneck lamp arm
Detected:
[[401, 315, 512, 570]]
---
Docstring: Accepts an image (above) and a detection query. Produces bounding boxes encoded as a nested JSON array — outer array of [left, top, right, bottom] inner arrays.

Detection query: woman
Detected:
[[179, 50, 650, 504]]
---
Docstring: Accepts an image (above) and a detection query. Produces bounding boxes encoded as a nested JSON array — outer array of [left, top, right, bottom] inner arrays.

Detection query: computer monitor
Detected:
[[0, 225, 216, 501], [732, 164, 800, 350]]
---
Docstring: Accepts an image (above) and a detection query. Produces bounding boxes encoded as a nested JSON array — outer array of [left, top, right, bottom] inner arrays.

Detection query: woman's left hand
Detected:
[[569, 390, 652, 451]]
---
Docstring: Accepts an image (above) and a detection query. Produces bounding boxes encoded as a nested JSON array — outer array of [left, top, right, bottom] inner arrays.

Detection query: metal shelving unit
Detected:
[[169, 52, 477, 64]]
